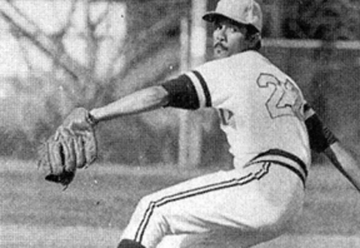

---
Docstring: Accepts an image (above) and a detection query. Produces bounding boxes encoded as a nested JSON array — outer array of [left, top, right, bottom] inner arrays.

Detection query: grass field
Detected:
[[1, 157, 359, 248]]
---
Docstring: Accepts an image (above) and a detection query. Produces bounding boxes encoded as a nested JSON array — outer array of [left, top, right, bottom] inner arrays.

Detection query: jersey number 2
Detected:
[[257, 73, 303, 120]]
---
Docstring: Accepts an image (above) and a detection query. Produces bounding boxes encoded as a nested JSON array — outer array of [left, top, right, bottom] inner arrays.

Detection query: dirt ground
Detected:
[[1, 158, 359, 247]]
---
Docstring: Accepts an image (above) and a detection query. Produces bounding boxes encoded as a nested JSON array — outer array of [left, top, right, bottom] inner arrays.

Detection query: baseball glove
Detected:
[[38, 107, 97, 188]]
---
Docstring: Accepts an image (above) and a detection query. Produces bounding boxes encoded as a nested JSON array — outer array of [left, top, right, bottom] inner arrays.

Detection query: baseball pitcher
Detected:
[[38, 0, 360, 247]]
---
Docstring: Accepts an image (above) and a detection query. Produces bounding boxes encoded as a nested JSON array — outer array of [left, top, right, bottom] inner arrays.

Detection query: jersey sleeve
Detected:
[[190, 56, 245, 108], [161, 71, 212, 110], [183, 70, 212, 108], [304, 104, 338, 153], [162, 57, 240, 110]]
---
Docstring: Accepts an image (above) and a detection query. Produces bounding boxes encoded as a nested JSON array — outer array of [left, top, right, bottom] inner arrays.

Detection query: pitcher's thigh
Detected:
[[138, 164, 276, 233]]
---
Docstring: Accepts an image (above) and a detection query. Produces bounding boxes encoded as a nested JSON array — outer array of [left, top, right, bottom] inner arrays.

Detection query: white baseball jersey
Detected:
[[190, 51, 310, 163], [163, 50, 310, 182]]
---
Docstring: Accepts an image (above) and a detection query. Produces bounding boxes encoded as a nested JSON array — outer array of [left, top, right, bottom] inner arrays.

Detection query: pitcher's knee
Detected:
[[136, 194, 157, 213], [136, 194, 169, 229]]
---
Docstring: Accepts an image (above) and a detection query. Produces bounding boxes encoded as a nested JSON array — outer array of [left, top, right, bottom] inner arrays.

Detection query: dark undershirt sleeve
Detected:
[[161, 74, 200, 110], [304, 104, 338, 153]]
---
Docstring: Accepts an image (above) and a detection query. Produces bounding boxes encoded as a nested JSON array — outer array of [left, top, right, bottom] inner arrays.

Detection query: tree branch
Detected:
[[109, 11, 181, 82], [0, 1, 92, 82]]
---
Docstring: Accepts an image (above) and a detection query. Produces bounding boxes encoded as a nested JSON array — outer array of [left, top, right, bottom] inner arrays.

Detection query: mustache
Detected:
[[214, 42, 228, 50]]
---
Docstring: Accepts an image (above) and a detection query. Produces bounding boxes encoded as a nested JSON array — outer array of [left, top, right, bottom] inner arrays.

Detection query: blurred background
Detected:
[[0, 0, 359, 168]]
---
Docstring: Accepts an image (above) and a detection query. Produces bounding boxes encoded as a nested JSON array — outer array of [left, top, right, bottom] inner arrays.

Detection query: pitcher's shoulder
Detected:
[[230, 50, 270, 65]]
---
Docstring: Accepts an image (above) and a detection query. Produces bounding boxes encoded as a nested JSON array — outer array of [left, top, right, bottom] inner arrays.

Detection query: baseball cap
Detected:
[[203, 0, 263, 32]]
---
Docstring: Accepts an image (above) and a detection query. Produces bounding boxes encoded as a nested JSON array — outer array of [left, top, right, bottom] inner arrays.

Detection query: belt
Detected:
[[246, 149, 308, 186]]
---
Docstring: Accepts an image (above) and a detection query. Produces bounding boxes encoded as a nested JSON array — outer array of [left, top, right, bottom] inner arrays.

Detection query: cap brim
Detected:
[[203, 12, 247, 26], [203, 12, 261, 32], [202, 12, 226, 22]]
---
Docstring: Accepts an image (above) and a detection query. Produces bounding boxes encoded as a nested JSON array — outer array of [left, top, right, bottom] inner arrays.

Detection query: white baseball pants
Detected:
[[120, 158, 305, 248]]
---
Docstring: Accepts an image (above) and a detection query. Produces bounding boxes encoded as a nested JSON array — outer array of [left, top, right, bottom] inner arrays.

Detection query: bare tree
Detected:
[[0, 0, 191, 103], [0, 0, 128, 108], [0, 0, 194, 164]]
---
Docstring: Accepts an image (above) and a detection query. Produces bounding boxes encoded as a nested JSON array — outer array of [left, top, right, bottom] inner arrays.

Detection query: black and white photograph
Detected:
[[0, 0, 359, 247]]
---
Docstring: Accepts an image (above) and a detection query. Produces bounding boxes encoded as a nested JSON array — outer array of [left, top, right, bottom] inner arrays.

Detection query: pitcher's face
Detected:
[[213, 18, 250, 59]]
